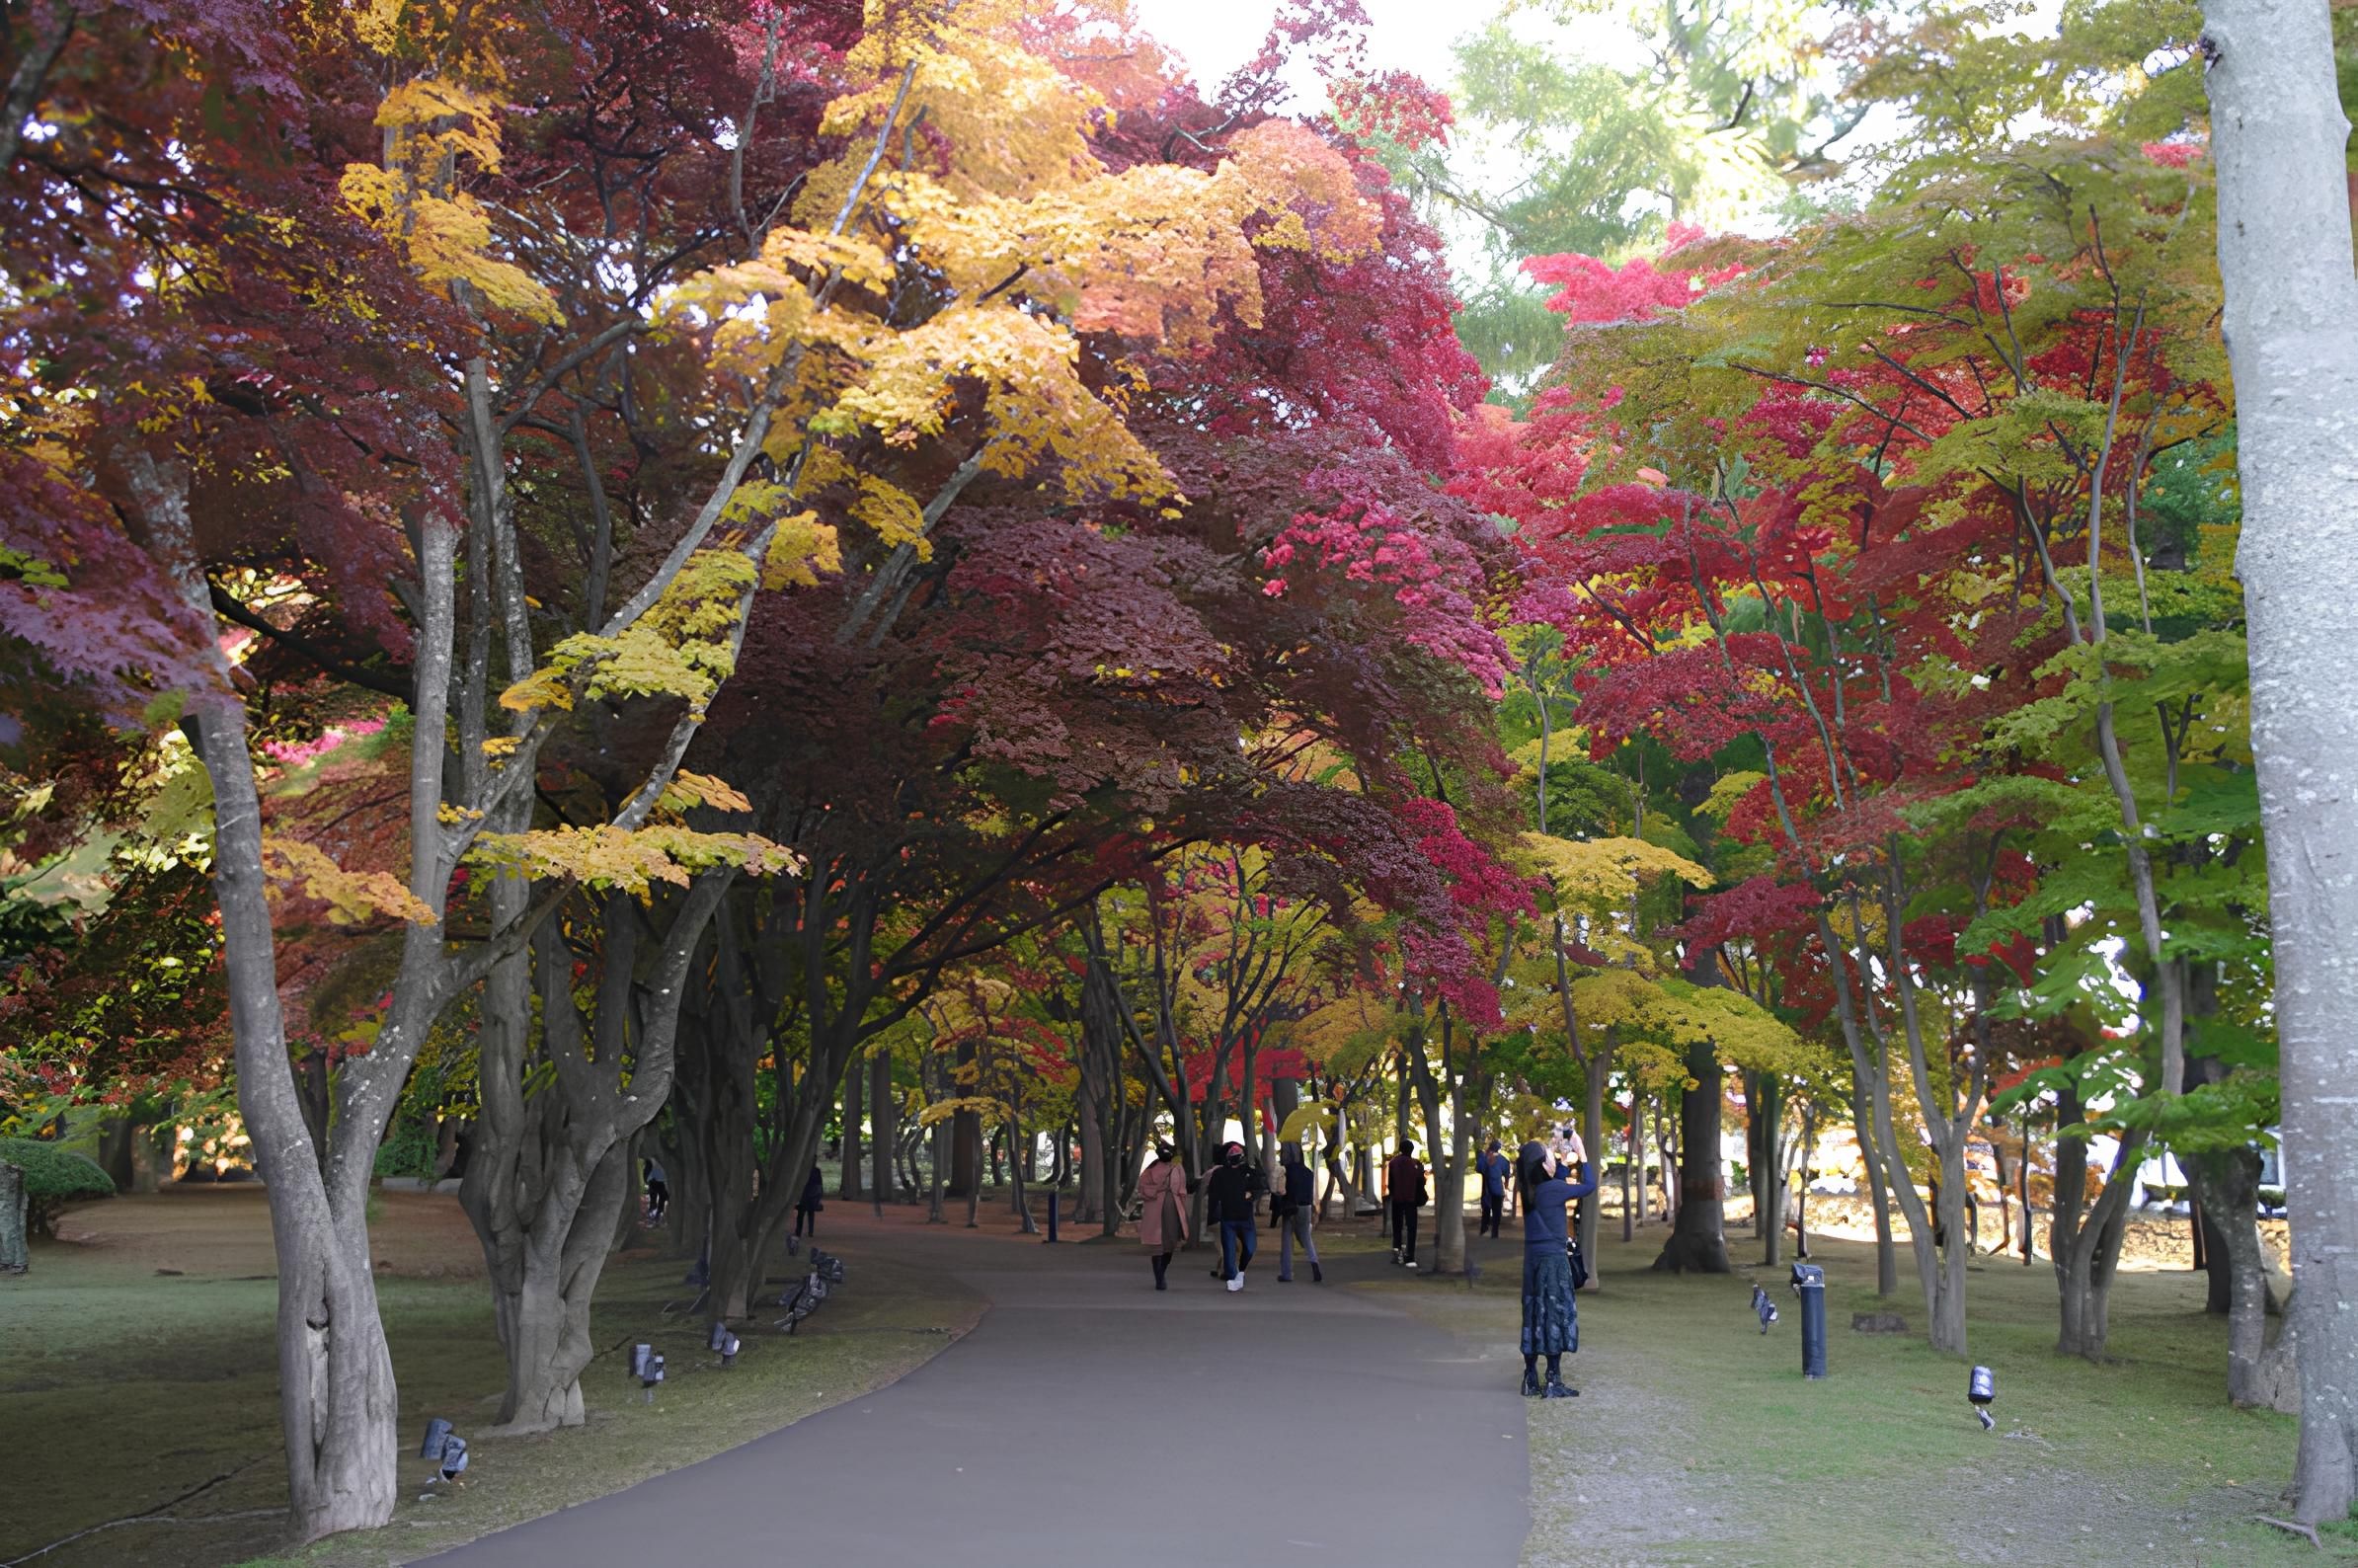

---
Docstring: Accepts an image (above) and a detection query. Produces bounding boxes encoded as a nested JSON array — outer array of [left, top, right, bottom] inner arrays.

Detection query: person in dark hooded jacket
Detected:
[[1203, 1140, 1264, 1293]]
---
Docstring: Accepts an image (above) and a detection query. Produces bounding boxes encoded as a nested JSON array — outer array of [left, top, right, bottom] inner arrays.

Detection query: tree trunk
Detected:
[[2203, 0, 2358, 1519], [870, 1049, 897, 1214], [0, 1162, 27, 1273], [463, 882, 727, 1416], [1007, 1121, 1036, 1234], [190, 689, 397, 1539], [949, 1040, 982, 1198], [1433, 1061, 1482, 1278], [1652, 1039, 1730, 1273], [839, 1057, 865, 1201], [1926, 1131, 1970, 1355], [2050, 1091, 2142, 1362], [1621, 1099, 1637, 1241], [1580, 1058, 1606, 1278], [927, 1062, 950, 1224], [1076, 1030, 1107, 1225], [123, 433, 413, 1543], [1752, 1071, 1785, 1266], [2192, 1147, 2275, 1406], [1852, 1073, 1899, 1296]]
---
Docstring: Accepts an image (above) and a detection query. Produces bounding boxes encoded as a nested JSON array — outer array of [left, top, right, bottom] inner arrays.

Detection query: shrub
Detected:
[[0, 1137, 117, 1237]]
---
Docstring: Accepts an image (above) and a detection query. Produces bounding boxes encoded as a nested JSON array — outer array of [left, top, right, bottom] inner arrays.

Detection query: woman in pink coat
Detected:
[[1138, 1142, 1194, 1291]]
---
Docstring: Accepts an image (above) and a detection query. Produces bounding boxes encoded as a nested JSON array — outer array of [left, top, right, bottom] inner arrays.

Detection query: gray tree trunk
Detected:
[[839, 1056, 865, 1201], [124, 451, 403, 1542], [462, 883, 726, 1427], [870, 1049, 897, 1213], [1653, 1038, 1731, 1274], [0, 1162, 27, 1272], [2203, 0, 2358, 1519], [2191, 1147, 2274, 1405]]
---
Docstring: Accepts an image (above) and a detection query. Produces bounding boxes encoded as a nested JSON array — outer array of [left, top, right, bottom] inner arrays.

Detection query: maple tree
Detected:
[[1461, 85, 2260, 1360]]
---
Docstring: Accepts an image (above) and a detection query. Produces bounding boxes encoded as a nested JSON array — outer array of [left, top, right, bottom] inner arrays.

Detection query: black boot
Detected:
[[1522, 1359, 1541, 1397], [1153, 1253, 1170, 1291], [1311, 1262, 1323, 1283], [1542, 1376, 1578, 1398]]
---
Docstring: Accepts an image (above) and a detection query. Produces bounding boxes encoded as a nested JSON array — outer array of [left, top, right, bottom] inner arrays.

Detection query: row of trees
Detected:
[[11, 0, 2358, 1539]]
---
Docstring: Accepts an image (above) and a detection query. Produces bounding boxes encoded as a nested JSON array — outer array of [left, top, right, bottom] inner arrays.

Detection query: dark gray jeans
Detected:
[[1278, 1208, 1319, 1279]]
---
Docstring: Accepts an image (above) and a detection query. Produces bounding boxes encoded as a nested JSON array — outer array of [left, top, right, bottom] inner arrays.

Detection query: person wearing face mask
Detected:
[[1519, 1134, 1598, 1398], [1204, 1140, 1265, 1293], [1138, 1141, 1194, 1291], [1274, 1140, 1323, 1284]]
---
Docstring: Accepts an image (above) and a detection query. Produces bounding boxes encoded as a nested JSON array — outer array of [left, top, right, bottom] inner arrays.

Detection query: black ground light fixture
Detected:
[[709, 1320, 742, 1366], [419, 1420, 467, 1485], [1790, 1262, 1827, 1378], [1751, 1284, 1779, 1333], [1969, 1365, 1997, 1430]]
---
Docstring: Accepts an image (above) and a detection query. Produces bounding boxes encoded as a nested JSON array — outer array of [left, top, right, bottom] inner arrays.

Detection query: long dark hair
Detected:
[[1516, 1139, 1552, 1204]]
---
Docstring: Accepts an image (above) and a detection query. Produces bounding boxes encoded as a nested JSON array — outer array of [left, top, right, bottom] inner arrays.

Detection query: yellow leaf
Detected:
[[262, 836, 436, 926]]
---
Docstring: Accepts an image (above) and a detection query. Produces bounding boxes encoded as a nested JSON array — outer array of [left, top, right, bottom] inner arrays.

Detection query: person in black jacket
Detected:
[[1204, 1140, 1264, 1293], [1275, 1141, 1323, 1283], [1385, 1140, 1428, 1269], [794, 1163, 825, 1237]]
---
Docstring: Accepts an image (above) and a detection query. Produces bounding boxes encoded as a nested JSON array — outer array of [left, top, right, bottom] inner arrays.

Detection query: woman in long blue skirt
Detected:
[[1519, 1137, 1597, 1397]]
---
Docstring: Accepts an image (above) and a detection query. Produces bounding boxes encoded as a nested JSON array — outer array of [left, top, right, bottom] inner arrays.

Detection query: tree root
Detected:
[[2254, 1514, 2322, 1549], [1, 1462, 268, 1566]]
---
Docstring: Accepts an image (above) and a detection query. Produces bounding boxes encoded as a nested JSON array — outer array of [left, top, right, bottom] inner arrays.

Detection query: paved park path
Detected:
[[426, 1215, 1530, 1566]]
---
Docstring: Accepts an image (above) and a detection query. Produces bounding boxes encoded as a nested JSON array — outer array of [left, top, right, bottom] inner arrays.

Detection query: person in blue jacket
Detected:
[[1518, 1134, 1597, 1398], [1474, 1138, 1510, 1237]]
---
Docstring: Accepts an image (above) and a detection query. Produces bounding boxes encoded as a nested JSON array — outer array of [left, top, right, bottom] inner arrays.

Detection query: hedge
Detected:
[[0, 1137, 117, 1237]]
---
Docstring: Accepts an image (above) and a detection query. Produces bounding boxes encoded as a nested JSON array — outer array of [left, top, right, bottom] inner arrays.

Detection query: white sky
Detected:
[[1130, 0, 1490, 98]]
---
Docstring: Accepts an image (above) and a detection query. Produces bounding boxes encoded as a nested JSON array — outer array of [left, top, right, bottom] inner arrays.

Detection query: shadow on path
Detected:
[[422, 1214, 1528, 1566]]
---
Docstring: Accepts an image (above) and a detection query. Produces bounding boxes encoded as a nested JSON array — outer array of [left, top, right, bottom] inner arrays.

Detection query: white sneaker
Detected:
[[1226, 1275, 1243, 1293], [1405, 1260, 1418, 1271]]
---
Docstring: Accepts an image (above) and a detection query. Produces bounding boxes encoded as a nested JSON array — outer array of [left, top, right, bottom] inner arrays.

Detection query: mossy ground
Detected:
[[1, 1185, 979, 1568], [1359, 1215, 2326, 1567]]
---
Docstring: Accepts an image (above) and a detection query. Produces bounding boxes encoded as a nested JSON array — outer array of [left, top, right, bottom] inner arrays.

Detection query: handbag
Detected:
[[1567, 1239, 1591, 1289]]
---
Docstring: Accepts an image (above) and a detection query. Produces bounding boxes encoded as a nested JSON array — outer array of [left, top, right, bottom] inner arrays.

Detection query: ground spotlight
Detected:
[[709, 1320, 742, 1366], [639, 1350, 667, 1402], [1968, 1365, 1996, 1430], [1751, 1284, 1779, 1333], [419, 1419, 468, 1484]]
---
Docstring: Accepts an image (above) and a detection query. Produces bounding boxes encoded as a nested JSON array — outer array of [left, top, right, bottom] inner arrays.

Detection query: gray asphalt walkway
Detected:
[[424, 1214, 1529, 1566]]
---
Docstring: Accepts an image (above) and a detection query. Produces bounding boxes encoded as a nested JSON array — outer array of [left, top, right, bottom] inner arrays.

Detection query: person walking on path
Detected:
[[1138, 1142, 1193, 1290], [1386, 1140, 1428, 1269], [1474, 1139, 1509, 1238], [1518, 1135, 1597, 1398], [794, 1163, 825, 1237], [1205, 1140, 1264, 1292], [1275, 1141, 1324, 1284], [644, 1157, 669, 1221]]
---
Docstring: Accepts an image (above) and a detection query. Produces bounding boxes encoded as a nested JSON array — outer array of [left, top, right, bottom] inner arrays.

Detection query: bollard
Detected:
[[1045, 1190, 1061, 1243], [1790, 1262, 1827, 1378]]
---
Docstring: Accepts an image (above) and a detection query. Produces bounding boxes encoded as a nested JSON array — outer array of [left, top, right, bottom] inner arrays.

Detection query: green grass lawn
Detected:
[[0, 1187, 980, 1567], [1375, 1219, 2321, 1567]]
